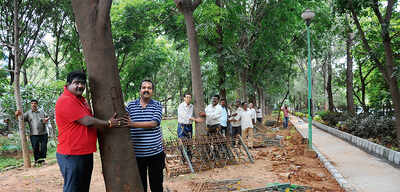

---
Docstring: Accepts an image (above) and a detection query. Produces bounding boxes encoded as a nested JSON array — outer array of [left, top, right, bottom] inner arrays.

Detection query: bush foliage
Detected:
[[345, 113, 397, 146], [316, 111, 346, 127]]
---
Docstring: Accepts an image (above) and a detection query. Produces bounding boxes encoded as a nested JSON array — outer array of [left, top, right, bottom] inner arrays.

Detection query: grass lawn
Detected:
[[161, 119, 178, 140]]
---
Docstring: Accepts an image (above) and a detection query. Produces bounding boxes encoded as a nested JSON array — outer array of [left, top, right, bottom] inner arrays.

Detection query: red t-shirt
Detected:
[[55, 87, 97, 155]]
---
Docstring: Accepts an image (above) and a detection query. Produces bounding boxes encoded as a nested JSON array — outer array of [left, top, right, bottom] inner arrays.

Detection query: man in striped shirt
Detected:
[[124, 80, 164, 192]]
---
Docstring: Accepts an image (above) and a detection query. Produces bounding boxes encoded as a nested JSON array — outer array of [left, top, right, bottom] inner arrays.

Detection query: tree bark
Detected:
[[175, 0, 206, 136], [322, 56, 328, 111], [215, 0, 226, 101], [346, 20, 355, 115], [327, 46, 334, 112], [13, 0, 31, 168], [241, 68, 248, 102], [8, 51, 14, 85], [71, 1, 142, 191]]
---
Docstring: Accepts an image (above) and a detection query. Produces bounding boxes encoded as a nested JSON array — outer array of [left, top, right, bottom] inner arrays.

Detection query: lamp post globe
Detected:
[[301, 9, 315, 21]]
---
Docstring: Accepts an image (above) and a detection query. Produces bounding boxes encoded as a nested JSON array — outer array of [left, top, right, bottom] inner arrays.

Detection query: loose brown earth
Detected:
[[0, 120, 343, 192]]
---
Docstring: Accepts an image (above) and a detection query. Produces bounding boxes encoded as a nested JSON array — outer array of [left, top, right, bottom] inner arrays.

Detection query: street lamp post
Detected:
[[302, 9, 315, 149]]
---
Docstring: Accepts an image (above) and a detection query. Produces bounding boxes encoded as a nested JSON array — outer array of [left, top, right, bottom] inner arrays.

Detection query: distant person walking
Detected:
[[249, 103, 257, 132], [239, 102, 254, 148], [15, 99, 49, 165], [256, 106, 263, 124], [249, 103, 257, 125], [282, 105, 289, 128]]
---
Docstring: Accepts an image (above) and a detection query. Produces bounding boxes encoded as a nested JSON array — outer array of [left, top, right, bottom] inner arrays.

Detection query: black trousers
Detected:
[[30, 134, 48, 163], [231, 126, 242, 137], [207, 124, 221, 136], [136, 152, 165, 192]]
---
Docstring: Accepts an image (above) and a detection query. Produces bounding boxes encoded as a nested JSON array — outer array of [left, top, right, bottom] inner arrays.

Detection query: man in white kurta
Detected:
[[239, 102, 254, 148], [205, 95, 222, 136]]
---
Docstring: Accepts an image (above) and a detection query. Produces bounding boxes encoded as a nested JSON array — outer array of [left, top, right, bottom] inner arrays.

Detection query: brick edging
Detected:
[[310, 120, 400, 167], [291, 118, 356, 192]]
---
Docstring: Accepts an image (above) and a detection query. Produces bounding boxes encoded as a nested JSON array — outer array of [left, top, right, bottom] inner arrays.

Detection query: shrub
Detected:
[[295, 112, 304, 117], [318, 111, 346, 127], [345, 113, 396, 146], [313, 115, 322, 122]]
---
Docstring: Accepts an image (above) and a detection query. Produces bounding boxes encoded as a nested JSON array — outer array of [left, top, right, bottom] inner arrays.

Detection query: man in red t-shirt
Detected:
[[55, 71, 121, 192]]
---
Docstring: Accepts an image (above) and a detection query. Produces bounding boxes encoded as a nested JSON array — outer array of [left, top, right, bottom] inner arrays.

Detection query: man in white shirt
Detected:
[[229, 100, 242, 146], [239, 102, 254, 148], [256, 106, 263, 124], [204, 95, 222, 136], [219, 98, 230, 136], [249, 103, 257, 125], [177, 93, 195, 138]]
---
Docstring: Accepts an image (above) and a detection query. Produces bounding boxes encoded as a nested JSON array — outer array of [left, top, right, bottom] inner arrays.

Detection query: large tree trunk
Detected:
[[8, 51, 14, 85], [13, 0, 31, 169], [241, 68, 248, 102], [327, 48, 334, 112], [71, 1, 143, 191], [322, 57, 328, 111], [215, 0, 226, 101], [346, 27, 355, 115], [175, 0, 206, 136]]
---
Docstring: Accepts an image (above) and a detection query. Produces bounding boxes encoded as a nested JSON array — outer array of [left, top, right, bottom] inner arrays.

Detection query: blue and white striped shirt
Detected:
[[126, 99, 163, 157]]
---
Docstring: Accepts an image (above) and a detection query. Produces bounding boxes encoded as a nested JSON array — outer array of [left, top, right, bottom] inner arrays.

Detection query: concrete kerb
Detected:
[[290, 118, 356, 192], [311, 120, 400, 167]]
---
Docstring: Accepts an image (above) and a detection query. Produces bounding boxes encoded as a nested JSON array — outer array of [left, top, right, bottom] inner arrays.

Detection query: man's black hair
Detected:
[[184, 92, 192, 97], [242, 102, 247, 106], [67, 71, 86, 84], [140, 79, 154, 89], [220, 98, 226, 101], [30, 99, 38, 104], [212, 94, 220, 100]]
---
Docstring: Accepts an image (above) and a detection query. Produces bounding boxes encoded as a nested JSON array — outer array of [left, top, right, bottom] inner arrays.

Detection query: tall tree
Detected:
[[40, 1, 73, 80], [13, 0, 31, 168], [327, 46, 335, 112], [71, 0, 142, 191], [174, 0, 206, 136], [345, 15, 355, 115], [338, 0, 400, 142], [1, 0, 54, 168]]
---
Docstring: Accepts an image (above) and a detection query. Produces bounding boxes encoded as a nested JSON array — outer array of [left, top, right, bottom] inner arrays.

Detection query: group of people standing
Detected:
[[16, 70, 264, 192], [177, 93, 264, 149]]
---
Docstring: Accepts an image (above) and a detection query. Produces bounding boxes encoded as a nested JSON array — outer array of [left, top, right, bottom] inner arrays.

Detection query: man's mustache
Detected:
[[143, 91, 150, 95], [76, 88, 84, 92]]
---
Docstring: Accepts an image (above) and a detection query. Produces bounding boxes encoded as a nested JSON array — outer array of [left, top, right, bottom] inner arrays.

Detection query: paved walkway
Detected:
[[290, 115, 400, 192]]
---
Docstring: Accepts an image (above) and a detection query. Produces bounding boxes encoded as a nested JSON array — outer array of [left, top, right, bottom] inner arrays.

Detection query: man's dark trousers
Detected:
[[30, 134, 48, 163], [136, 152, 165, 192], [56, 153, 93, 192]]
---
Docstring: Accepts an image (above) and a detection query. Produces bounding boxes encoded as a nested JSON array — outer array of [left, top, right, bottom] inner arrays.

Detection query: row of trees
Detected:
[[0, 0, 398, 191]]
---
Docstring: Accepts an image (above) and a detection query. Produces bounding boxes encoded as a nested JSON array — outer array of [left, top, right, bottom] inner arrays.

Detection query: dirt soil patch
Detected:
[[0, 120, 343, 192]]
